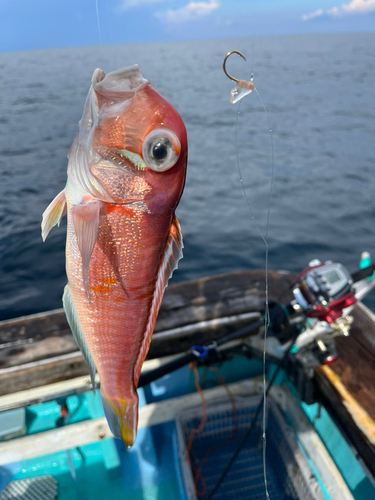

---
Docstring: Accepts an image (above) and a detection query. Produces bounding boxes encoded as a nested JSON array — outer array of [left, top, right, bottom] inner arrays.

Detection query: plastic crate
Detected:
[[175, 394, 323, 500]]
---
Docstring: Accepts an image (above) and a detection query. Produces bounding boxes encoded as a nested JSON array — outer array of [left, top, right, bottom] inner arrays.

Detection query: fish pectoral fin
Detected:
[[41, 189, 67, 241], [133, 215, 183, 384], [72, 199, 102, 300], [63, 285, 97, 391]]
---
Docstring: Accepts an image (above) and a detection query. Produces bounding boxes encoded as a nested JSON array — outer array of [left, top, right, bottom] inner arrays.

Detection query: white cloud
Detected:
[[157, 0, 219, 24], [302, 0, 375, 20], [342, 0, 375, 12], [302, 8, 324, 20], [119, 0, 172, 11], [326, 6, 341, 15]]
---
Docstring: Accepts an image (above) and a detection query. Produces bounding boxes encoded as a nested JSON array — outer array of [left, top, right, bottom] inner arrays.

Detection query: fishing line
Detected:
[[95, 0, 104, 62], [205, 338, 296, 500], [235, 73, 274, 500], [256, 85, 275, 500], [218, 50, 275, 500], [250, 29, 255, 81]]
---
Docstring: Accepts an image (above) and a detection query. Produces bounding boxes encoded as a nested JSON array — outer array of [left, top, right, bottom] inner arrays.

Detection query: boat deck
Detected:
[[0, 269, 374, 483]]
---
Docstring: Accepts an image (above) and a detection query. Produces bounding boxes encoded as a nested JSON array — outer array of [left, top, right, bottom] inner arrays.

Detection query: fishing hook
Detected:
[[223, 50, 247, 83]]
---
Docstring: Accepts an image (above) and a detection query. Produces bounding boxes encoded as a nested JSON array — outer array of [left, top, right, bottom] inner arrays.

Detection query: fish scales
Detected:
[[42, 64, 187, 447], [66, 203, 172, 385]]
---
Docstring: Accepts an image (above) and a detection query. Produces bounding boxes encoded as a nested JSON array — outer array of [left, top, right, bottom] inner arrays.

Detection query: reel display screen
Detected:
[[324, 270, 341, 285], [293, 261, 353, 309]]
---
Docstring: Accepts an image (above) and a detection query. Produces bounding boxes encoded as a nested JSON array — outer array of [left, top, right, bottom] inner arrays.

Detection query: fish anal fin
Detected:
[[63, 285, 97, 391], [41, 189, 67, 241], [72, 199, 102, 300], [133, 215, 183, 384]]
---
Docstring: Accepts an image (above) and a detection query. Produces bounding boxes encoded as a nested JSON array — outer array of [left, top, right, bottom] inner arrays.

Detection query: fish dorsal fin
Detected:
[[133, 215, 183, 384], [41, 189, 67, 241], [63, 285, 97, 391], [71, 200, 102, 300]]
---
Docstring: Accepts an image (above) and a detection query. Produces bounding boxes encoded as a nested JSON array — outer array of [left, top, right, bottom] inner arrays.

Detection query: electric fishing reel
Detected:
[[259, 257, 375, 403], [289, 260, 359, 367], [292, 259, 357, 323], [266, 257, 375, 369]]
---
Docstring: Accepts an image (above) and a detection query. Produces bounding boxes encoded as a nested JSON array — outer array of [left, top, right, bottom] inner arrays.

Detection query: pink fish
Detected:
[[42, 65, 187, 447]]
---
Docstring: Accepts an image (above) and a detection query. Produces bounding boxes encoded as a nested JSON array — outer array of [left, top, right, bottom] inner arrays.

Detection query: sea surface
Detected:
[[0, 33, 374, 321]]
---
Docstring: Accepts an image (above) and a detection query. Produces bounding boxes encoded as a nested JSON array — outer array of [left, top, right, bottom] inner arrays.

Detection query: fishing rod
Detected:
[[0, 316, 267, 413], [138, 317, 265, 388]]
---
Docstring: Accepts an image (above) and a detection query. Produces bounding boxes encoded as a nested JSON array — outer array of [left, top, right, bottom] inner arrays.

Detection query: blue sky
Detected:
[[0, 0, 374, 51]]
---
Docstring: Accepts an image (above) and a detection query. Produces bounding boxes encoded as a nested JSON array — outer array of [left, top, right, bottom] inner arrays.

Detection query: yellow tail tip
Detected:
[[101, 392, 138, 448]]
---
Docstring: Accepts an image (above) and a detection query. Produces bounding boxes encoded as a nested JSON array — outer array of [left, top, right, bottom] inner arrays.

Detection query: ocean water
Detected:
[[0, 33, 374, 321]]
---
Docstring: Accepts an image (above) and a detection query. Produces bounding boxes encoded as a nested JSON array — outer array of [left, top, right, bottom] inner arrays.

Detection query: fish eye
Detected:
[[142, 129, 180, 172], [152, 141, 168, 161]]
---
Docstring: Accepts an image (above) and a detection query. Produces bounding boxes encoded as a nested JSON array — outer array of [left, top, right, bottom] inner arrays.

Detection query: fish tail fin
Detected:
[[101, 390, 139, 449]]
